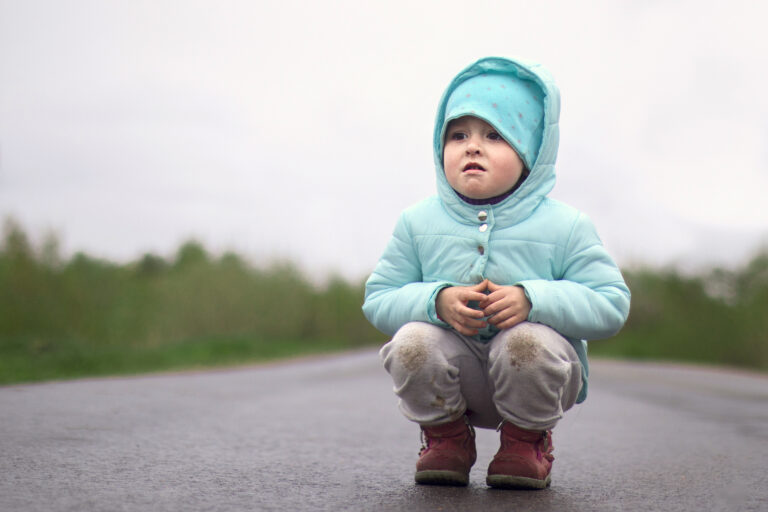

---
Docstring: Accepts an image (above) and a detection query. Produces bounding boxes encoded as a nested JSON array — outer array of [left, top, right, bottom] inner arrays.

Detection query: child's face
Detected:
[[443, 116, 525, 200]]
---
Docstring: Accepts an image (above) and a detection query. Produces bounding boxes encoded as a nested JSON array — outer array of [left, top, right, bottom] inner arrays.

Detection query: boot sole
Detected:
[[486, 474, 551, 490], [415, 470, 469, 486]]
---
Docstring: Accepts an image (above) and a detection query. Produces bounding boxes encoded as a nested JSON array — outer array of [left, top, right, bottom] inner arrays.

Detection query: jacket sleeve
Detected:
[[516, 213, 631, 340], [362, 213, 451, 336]]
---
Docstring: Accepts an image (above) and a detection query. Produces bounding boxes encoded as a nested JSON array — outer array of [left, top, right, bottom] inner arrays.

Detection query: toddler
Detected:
[[362, 57, 631, 489]]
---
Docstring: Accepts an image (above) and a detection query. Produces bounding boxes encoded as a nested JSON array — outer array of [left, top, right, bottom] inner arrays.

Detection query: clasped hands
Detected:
[[435, 279, 531, 336]]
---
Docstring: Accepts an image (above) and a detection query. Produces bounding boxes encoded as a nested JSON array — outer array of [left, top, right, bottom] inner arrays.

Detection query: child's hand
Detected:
[[479, 280, 531, 329], [436, 280, 489, 336]]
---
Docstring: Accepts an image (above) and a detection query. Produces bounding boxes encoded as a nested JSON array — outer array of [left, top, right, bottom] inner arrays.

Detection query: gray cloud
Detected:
[[1, 0, 767, 279]]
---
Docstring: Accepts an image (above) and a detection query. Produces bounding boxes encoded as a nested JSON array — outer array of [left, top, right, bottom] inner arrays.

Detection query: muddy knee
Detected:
[[489, 323, 547, 369], [381, 322, 445, 374], [506, 328, 543, 369]]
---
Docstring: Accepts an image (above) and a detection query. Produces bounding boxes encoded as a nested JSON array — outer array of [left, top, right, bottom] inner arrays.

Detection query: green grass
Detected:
[[0, 333, 367, 385]]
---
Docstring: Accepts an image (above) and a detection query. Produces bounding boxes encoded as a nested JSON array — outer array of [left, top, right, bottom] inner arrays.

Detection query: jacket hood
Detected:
[[433, 57, 561, 225]]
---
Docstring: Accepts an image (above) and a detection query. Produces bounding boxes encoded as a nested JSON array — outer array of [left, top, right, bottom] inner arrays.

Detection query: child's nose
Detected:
[[466, 135, 482, 154], [466, 140, 481, 154]]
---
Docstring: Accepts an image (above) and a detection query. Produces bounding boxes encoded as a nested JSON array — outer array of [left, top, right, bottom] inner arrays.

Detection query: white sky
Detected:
[[1, 0, 767, 280]]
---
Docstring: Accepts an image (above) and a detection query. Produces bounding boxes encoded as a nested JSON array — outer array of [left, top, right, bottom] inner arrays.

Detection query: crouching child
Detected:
[[362, 56, 631, 489]]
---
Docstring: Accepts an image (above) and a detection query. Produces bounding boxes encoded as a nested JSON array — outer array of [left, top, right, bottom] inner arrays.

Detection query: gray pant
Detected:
[[380, 321, 582, 431]]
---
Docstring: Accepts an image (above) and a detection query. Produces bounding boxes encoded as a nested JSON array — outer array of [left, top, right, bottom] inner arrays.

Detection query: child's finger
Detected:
[[483, 292, 516, 313], [468, 279, 489, 292], [487, 307, 514, 325], [458, 323, 485, 335], [494, 315, 525, 330], [479, 290, 505, 307], [461, 291, 489, 303], [460, 312, 486, 326], [482, 300, 509, 316], [458, 304, 485, 318], [452, 321, 480, 336]]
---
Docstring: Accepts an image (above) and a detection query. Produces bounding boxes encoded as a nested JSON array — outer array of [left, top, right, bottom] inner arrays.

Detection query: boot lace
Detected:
[[538, 431, 555, 462]]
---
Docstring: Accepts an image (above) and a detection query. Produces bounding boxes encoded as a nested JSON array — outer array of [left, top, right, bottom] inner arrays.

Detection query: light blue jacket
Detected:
[[362, 57, 631, 402]]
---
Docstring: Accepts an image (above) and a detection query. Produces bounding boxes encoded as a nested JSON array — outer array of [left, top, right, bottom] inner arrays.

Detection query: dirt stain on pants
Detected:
[[397, 337, 429, 372], [507, 332, 541, 369]]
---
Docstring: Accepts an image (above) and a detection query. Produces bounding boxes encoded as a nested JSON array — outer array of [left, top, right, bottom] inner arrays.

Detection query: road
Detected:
[[1, 350, 767, 511]]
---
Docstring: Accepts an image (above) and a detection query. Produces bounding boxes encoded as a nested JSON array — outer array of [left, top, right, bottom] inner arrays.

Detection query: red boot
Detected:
[[486, 422, 554, 489], [415, 416, 477, 486]]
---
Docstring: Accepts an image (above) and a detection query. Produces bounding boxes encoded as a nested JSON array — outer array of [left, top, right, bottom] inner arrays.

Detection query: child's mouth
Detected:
[[463, 163, 486, 172]]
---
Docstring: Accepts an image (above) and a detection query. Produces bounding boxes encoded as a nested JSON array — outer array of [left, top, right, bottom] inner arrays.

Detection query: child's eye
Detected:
[[449, 132, 467, 141], [488, 132, 503, 141]]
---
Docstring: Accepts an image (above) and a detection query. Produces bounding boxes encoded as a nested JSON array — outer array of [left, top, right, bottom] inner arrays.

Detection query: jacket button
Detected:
[[478, 211, 488, 221], [478, 245, 484, 255], [479, 224, 488, 232]]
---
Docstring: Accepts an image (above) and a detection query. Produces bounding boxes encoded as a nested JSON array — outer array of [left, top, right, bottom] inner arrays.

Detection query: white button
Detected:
[[478, 211, 488, 222], [479, 224, 488, 232]]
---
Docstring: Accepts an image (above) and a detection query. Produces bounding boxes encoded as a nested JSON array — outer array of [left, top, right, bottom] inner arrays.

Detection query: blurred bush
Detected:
[[590, 253, 768, 370], [0, 218, 386, 383]]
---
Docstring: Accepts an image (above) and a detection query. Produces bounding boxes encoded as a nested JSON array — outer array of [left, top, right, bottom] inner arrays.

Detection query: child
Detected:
[[362, 57, 631, 489]]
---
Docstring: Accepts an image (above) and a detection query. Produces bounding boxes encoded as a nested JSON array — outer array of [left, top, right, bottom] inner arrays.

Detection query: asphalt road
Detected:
[[1, 350, 767, 512]]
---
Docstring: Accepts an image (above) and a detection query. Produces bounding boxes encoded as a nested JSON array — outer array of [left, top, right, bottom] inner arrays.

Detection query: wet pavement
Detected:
[[1, 350, 767, 511]]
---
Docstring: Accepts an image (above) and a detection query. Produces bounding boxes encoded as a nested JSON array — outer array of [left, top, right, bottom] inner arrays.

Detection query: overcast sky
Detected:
[[1, 0, 767, 280]]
